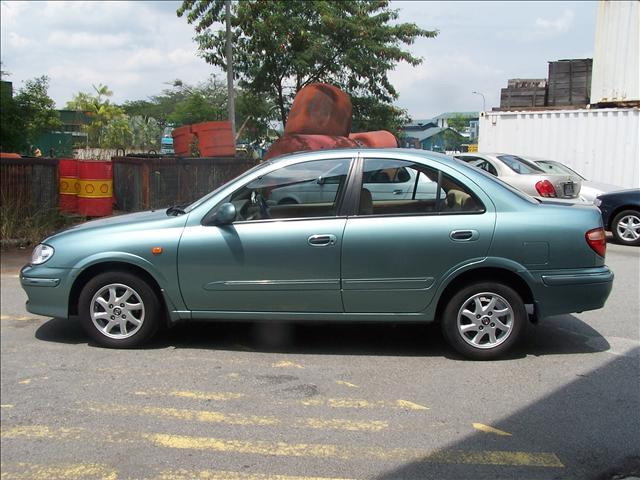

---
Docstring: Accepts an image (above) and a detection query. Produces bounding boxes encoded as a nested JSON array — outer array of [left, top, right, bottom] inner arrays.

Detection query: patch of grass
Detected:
[[0, 200, 83, 247]]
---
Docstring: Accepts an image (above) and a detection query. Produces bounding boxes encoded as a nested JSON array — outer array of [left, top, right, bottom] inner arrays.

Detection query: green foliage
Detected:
[[351, 96, 410, 138], [177, 0, 437, 131], [1, 76, 61, 154], [447, 114, 470, 134], [67, 84, 126, 147], [441, 128, 465, 152], [121, 76, 278, 144]]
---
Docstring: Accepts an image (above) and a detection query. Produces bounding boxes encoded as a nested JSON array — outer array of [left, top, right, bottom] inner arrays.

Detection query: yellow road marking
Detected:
[[1, 425, 83, 439], [335, 381, 358, 388], [134, 389, 428, 411], [473, 423, 512, 436], [0, 314, 41, 321], [86, 402, 388, 432], [302, 397, 429, 410], [0, 404, 14, 408], [154, 469, 354, 480], [227, 373, 241, 379], [0, 424, 564, 468], [18, 379, 31, 385], [134, 390, 245, 401], [0, 462, 117, 480], [146, 432, 563, 467], [272, 360, 304, 369]]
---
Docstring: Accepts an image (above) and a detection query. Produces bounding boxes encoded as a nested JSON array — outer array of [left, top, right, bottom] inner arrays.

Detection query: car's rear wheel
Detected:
[[441, 282, 526, 360], [611, 210, 640, 246], [78, 271, 161, 348]]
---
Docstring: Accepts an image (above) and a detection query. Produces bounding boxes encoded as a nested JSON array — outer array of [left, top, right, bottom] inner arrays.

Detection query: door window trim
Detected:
[[349, 155, 486, 218], [202, 156, 358, 226]]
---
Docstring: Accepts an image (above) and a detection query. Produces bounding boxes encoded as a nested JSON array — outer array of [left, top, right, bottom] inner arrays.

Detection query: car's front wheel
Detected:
[[611, 209, 640, 246], [441, 282, 526, 360], [78, 271, 161, 348]]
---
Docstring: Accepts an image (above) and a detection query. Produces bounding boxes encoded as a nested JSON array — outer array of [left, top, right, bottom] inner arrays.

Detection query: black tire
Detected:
[[441, 282, 526, 360], [78, 271, 161, 348], [611, 209, 640, 246]]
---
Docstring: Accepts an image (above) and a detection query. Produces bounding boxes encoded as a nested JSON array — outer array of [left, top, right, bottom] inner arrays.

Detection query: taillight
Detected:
[[586, 227, 606, 257], [535, 180, 557, 197]]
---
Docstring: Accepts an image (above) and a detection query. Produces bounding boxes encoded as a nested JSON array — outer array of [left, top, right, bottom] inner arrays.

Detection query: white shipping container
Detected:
[[591, 0, 639, 103], [478, 108, 640, 188]]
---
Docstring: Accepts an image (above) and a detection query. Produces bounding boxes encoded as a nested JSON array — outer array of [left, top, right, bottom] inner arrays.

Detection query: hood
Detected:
[[45, 209, 187, 243]]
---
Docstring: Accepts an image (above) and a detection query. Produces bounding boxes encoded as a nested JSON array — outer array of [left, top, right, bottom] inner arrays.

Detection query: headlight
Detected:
[[31, 244, 54, 265], [594, 198, 602, 207]]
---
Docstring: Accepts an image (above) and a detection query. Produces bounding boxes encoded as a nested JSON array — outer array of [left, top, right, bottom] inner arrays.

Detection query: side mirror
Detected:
[[212, 202, 236, 225]]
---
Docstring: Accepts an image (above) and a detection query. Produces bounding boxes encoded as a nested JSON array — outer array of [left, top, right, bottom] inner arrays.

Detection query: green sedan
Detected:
[[21, 149, 614, 359]]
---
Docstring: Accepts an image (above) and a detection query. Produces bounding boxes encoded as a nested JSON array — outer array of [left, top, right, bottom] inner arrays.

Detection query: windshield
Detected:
[[536, 160, 586, 179], [183, 161, 270, 212], [497, 155, 545, 174]]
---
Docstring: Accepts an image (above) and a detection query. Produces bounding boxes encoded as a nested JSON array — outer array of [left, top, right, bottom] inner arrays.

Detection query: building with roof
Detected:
[[401, 115, 471, 152]]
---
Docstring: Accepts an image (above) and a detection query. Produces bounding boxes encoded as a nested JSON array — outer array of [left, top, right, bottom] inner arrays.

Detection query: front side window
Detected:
[[228, 158, 350, 221], [358, 159, 484, 216]]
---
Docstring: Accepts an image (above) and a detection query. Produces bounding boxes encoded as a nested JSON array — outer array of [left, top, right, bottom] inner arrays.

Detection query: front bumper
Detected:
[[529, 266, 614, 319], [20, 265, 77, 319]]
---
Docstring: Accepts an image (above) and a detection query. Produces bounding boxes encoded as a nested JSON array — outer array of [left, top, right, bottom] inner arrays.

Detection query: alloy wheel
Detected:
[[90, 283, 145, 339], [616, 214, 640, 242], [456, 292, 514, 349]]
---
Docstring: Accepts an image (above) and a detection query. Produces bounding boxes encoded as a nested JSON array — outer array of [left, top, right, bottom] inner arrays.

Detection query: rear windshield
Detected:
[[497, 155, 545, 174], [536, 160, 586, 179]]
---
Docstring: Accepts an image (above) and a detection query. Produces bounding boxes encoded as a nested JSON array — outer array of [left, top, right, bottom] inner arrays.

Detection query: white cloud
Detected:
[[535, 9, 575, 34], [47, 31, 132, 49], [8, 32, 31, 48]]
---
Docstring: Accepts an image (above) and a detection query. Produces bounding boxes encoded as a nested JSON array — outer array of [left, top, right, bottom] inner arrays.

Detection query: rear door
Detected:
[[341, 156, 496, 313]]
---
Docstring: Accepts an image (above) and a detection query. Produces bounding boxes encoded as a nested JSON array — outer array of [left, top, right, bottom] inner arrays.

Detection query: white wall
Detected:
[[478, 108, 640, 188]]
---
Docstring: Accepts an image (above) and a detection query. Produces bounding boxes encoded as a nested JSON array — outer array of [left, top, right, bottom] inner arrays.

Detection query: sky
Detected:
[[0, 1, 598, 120]]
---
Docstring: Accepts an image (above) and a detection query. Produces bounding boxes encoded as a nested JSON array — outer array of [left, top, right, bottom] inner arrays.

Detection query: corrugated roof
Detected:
[[432, 111, 479, 120], [404, 126, 445, 141]]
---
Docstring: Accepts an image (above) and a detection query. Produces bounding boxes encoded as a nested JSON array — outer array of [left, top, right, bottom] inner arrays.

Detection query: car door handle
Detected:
[[450, 230, 479, 241], [308, 234, 337, 247], [393, 189, 403, 195]]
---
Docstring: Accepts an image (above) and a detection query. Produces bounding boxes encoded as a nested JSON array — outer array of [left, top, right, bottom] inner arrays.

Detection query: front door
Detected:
[[178, 158, 352, 312]]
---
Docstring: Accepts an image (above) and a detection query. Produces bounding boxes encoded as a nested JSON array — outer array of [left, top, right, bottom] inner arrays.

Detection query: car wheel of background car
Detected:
[[441, 282, 526, 360], [611, 210, 640, 246], [78, 271, 161, 348]]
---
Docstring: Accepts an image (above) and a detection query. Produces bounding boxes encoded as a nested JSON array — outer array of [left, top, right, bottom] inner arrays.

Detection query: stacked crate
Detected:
[[547, 59, 592, 106], [499, 79, 547, 110]]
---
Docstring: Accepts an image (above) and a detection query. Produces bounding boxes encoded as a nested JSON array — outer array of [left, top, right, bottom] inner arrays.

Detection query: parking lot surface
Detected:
[[1, 244, 638, 480]]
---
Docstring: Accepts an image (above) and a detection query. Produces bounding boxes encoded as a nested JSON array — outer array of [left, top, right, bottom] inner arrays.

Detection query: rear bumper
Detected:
[[529, 266, 614, 319], [20, 265, 76, 319]]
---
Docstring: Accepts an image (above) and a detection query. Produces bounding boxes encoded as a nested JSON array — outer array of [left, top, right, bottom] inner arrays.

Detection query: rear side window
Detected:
[[498, 155, 544, 174], [357, 158, 484, 216]]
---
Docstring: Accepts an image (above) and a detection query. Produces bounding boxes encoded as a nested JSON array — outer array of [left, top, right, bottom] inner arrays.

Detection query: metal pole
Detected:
[[472, 91, 486, 112], [226, 0, 236, 141]]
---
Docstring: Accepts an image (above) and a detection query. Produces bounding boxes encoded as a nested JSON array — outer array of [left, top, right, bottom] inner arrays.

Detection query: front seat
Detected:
[[359, 188, 373, 215]]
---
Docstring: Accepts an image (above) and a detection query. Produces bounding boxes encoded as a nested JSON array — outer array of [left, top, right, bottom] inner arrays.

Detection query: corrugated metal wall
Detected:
[[478, 108, 639, 188], [591, 0, 639, 103]]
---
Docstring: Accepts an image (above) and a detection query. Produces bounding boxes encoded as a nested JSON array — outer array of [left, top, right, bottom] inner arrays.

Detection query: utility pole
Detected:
[[226, 0, 236, 141]]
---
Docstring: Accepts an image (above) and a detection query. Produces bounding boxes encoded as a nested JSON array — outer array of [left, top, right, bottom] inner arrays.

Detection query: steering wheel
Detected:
[[251, 191, 271, 219]]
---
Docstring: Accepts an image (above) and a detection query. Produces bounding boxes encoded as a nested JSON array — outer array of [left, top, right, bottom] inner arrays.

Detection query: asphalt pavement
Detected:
[[1, 243, 638, 480]]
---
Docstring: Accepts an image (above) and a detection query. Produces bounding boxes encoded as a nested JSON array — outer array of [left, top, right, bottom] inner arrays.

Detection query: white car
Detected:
[[455, 153, 582, 200], [526, 157, 620, 204]]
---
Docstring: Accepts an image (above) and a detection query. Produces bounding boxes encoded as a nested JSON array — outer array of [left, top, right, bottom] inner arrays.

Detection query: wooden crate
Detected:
[[547, 59, 592, 106]]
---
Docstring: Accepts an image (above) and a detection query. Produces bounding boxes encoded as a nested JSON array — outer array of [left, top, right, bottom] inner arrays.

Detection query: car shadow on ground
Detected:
[[373, 348, 640, 480], [35, 313, 610, 359]]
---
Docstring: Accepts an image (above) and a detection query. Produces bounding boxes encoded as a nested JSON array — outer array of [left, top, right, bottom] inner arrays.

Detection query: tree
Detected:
[[447, 114, 470, 134], [67, 84, 126, 147], [1, 76, 61, 153], [177, 0, 436, 131]]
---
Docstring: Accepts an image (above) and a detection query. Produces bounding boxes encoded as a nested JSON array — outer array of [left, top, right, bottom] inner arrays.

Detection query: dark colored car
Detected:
[[595, 189, 640, 246]]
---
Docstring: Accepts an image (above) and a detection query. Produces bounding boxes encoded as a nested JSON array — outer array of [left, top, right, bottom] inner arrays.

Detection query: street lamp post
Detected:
[[472, 91, 486, 112]]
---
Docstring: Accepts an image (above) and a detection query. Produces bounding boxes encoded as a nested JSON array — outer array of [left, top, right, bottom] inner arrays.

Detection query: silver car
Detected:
[[525, 157, 620, 204], [456, 153, 582, 200]]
